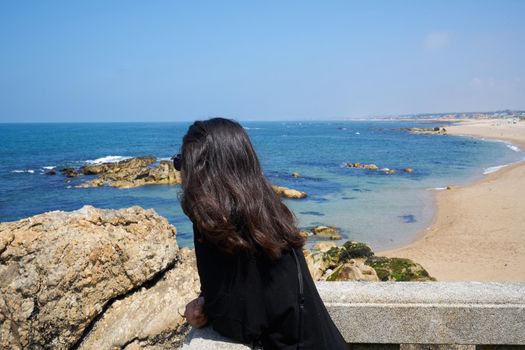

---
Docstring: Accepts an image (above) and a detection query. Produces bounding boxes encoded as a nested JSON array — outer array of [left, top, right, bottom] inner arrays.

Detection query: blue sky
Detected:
[[1, 1, 524, 122]]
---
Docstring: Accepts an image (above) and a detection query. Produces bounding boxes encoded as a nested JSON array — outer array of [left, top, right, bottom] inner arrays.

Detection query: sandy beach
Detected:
[[379, 119, 525, 282]]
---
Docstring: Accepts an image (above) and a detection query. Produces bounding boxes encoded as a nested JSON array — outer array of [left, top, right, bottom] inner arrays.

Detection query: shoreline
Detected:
[[378, 119, 525, 282]]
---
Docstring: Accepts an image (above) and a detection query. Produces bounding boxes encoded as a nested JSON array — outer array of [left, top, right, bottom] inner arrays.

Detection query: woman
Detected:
[[177, 117, 347, 349]]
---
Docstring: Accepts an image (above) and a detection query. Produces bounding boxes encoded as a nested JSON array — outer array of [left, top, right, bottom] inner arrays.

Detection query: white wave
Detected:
[[42, 166, 55, 170], [433, 187, 447, 191], [483, 164, 509, 175], [506, 144, 520, 152], [85, 155, 131, 164], [11, 169, 35, 174], [355, 132, 361, 135], [243, 127, 264, 130], [158, 157, 172, 161]]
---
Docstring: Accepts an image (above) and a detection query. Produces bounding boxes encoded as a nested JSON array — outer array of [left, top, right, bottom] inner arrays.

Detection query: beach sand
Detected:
[[378, 119, 525, 282]]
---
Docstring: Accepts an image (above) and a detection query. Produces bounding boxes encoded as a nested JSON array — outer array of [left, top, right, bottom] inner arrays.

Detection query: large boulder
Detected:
[[78, 248, 200, 350], [0, 205, 197, 350]]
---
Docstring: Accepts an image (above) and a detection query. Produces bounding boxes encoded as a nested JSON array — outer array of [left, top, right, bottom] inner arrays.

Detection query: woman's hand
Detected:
[[184, 297, 208, 328]]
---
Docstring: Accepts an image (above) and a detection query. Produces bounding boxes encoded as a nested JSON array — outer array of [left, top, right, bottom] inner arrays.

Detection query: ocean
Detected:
[[1, 121, 522, 250]]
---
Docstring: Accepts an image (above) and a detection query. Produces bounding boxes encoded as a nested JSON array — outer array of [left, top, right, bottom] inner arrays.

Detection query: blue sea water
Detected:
[[0, 121, 523, 250]]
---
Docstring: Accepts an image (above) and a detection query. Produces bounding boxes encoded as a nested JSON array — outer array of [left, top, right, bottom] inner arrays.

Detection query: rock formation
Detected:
[[271, 185, 307, 199], [0, 205, 199, 350], [304, 241, 434, 282], [344, 163, 379, 170], [60, 167, 79, 177], [401, 127, 447, 135], [76, 157, 182, 188], [308, 225, 342, 240], [344, 163, 413, 175]]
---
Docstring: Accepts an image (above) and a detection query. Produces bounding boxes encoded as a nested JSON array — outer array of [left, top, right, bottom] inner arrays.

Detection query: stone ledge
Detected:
[[318, 281, 525, 345], [182, 282, 525, 348]]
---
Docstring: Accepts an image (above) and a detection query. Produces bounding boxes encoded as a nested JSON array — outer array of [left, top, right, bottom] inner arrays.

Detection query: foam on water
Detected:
[[85, 155, 132, 164], [11, 169, 35, 173], [483, 164, 509, 174], [506, 144, 520, 152]]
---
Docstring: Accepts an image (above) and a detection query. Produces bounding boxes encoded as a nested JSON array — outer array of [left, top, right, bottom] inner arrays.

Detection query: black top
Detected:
[[193, 223, 347, 350]]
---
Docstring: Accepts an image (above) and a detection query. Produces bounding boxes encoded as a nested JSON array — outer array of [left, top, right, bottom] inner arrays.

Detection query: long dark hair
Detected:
[[179, 117, 305, 260]]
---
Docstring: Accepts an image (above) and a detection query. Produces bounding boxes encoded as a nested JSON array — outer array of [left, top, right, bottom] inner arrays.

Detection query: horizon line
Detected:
[[1, 109, 524, 124]]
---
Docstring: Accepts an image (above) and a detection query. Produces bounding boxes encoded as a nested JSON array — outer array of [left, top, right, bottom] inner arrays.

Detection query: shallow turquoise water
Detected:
[[0, 121, 522, 250]]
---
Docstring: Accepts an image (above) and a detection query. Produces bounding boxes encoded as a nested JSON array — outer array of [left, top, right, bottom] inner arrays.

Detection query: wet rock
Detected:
[[403, 168, 414, 173], [272, 185, 307, 199], [60, 167, 79, 177], [311, 225, 338, 236], [345, 163, 379, 170], [291, 172, 300, 178], [45, 169, 57, 175]]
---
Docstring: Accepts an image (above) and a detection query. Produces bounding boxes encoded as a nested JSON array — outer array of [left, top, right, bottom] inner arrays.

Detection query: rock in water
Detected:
[[77, 157, 182, 188], [60, 167, 79, 177], [272, 185, 307, 199], [0, 205, 191, 350], [80, 156, 157, 175]]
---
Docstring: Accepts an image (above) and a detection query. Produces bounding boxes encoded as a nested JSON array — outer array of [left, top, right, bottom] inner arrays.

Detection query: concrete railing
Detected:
[[183, 282, 525, 349]]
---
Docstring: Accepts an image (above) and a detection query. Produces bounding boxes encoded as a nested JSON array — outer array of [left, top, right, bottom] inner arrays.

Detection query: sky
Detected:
[[1, 0, 524, 122]]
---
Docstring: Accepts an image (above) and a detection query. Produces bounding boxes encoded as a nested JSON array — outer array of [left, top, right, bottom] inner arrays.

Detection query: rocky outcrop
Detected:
[[344, 162, 379, 170], [78, 248, 200, 350], [272, 185, 307, 199], [60, 167, 79, 177], [366, 256, 435, 281], [344, 163, 413, 175], [401, 127, 447, 135], [304, 241, 434, 282], [0, 205, 199, 350], [76, 157, 182, 188], [81, 156, 156, 175], [307, 225, 342, 240]]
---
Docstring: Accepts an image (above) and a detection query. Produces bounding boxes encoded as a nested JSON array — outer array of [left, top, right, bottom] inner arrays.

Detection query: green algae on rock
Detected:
[[304, 240, 434, 282], [366, 256, 435, 281]]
